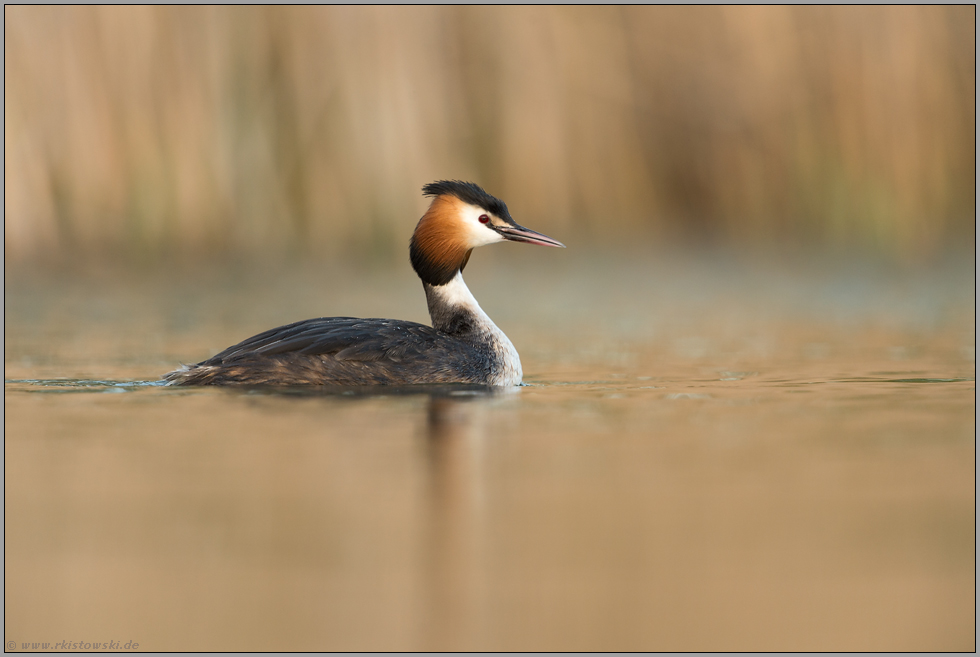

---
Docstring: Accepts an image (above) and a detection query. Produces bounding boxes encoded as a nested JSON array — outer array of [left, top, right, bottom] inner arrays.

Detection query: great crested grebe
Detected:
[[163, 181, 564, 387]]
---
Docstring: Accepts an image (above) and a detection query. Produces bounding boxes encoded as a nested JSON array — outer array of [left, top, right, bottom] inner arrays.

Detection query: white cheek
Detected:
[[461, 204, 505, 247]]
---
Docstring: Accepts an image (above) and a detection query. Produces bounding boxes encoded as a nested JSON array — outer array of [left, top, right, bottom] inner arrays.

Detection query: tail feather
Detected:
[[162, 364, 220, 386]]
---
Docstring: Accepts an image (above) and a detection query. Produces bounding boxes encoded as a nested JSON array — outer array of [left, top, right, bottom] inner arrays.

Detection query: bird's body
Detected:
[[163, 181, 562, 387]]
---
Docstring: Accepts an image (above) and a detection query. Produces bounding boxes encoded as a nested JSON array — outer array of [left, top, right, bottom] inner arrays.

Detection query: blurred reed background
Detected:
[[4, 5, 975, 267]]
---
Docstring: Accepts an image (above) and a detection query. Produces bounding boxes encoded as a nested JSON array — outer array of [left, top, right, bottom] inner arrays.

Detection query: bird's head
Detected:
[[410, 180, 564, 286]]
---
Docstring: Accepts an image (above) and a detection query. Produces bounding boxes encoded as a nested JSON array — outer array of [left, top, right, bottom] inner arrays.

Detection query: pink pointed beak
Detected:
[[495, 223, 565, 248]]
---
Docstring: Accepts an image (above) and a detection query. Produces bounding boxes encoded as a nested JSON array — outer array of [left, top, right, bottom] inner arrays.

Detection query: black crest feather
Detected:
[[422, 180, 514, 224]]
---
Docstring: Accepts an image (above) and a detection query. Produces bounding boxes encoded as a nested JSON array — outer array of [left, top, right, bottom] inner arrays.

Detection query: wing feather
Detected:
[[166, 317, 492, 386], [202, 317, 474, 364]]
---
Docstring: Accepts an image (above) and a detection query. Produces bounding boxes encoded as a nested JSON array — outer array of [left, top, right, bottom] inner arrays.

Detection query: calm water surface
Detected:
[[4, 253, 976, 651]]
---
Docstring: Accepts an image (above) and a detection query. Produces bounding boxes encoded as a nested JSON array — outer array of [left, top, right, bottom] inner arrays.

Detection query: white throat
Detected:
[[424, 272, 523, 386], [427, 271, 486, 315]]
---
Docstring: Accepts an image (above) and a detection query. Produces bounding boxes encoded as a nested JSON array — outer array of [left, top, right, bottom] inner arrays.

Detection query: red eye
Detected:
[[478, 214, 490, 224]]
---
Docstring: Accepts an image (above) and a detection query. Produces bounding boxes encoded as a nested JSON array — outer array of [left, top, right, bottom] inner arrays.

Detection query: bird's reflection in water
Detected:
[[421, 387, 506, 650], [223, 382, 506, 649]]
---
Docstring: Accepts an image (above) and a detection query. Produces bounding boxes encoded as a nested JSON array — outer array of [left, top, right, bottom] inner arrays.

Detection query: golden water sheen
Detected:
[[4, 254, 975, 651]]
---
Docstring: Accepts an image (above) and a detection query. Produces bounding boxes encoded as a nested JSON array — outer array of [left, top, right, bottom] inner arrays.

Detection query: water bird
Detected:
[[163, 181, 564, 386]]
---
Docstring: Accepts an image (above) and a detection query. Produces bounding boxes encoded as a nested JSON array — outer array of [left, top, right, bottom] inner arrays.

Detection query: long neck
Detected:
[[423, 271, 523, 386], [423, 271, 497, 339]]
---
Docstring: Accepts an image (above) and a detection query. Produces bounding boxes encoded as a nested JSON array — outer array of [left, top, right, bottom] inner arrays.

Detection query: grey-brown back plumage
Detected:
[[163, 317, 492, 386]]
